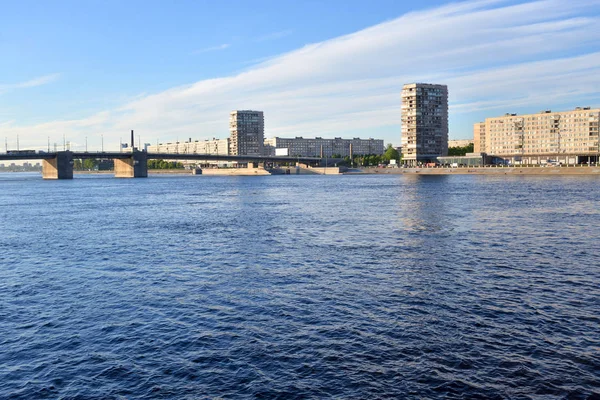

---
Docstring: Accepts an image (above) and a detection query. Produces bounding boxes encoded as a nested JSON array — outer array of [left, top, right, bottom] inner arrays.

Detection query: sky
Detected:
[[1, 0, 600, 151]]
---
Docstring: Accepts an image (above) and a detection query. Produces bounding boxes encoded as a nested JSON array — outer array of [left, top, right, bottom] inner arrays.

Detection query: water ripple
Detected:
[[0, 174, 599, 398]]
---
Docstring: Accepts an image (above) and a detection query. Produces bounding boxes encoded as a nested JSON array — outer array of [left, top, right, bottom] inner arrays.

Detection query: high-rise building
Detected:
[[401, 83, 448, 165], [474, 107, 600, 165], [229, 110, 264, 156]]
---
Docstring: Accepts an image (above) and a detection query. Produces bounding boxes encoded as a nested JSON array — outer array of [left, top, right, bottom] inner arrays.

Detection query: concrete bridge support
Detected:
[[42, 151, 74, 180], [114, 150, 148, 178]]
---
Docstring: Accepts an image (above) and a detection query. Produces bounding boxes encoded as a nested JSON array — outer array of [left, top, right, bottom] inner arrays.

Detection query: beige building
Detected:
[[474, 107, 600, 164], [473, 123, 486, 153], [147, 138, 230, 155], [448, 139, 474, 148], [401, 83, 448, 165], [264, 137, 384, 157], [229, 110, 264, 156]]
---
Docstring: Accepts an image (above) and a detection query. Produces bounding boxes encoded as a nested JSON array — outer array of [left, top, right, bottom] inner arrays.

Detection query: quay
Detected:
[[348, 166, 600, 175]]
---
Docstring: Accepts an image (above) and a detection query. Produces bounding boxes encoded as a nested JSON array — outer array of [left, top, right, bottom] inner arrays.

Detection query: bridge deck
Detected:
[[0, 151, 321, 163]]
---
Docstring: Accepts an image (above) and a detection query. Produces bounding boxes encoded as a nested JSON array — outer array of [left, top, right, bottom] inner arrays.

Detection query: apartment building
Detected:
[[473, 123, 486, 153], [229, 110, 264, 156], [474, 107, 600, 164], [448, 139, 474, 148], [264, 137, 384, 157], [401, 83, 448, 165], [146, 138, 230, 155]]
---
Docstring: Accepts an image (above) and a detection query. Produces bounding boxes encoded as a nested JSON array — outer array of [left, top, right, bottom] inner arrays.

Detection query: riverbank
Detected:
[[348, 166, 600, 175]]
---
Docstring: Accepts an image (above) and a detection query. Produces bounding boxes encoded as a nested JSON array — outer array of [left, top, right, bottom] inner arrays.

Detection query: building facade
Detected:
[[448, 139, 474, 148], [264, 137, 384, 158], [229, 110, 264, 156], [147, 138, 230, 155], [473, 123, 486, 153], [474, 107, 600, 164], [401, 83, 448, 165]]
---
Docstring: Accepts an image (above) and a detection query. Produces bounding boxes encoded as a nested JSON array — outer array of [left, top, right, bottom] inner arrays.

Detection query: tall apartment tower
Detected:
[[229, 110, 264, 156], [401, 83, 448, 165]]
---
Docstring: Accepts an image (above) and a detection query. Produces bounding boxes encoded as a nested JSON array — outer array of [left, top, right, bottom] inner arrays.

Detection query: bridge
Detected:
[[0, 151, 322, 179]]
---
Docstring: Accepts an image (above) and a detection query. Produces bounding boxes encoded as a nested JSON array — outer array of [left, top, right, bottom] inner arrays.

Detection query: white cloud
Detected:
[[3, 0, 600, 149], [255, 29, 293, 42], [0, 73, 60, 94], [190, 43, 230, 55]]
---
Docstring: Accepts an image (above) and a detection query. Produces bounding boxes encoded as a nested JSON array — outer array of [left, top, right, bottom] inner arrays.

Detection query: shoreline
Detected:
[[8, 166, 600, 177], [347, 166, 600, 175]]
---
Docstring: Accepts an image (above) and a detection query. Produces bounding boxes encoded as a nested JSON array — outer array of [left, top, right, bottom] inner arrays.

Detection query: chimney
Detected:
[[131, 130, 134, 148]]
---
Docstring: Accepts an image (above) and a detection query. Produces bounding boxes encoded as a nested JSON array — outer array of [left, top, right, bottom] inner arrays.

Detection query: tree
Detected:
[[83, 158, 97, 170], [448, 143, 474, 156], [382, 143, 400, 163]]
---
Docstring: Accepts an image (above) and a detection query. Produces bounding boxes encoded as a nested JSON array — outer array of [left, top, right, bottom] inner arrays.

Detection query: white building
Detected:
[[264, 137, 384, 157]]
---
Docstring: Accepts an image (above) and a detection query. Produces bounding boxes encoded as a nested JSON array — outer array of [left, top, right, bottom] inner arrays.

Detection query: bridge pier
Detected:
[[114, 150, 148, 178], [42, 151, 74, 179]]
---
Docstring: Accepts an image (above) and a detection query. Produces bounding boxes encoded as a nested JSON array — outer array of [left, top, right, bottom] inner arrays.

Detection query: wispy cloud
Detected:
[[0, 73, 60, 94], [3, 0, 600, 148], [255, 29, 293, 42], [189, 43, 230, 55]]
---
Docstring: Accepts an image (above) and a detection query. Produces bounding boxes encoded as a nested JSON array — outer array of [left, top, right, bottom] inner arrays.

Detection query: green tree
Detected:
[[382, 143, 400, 163], [83, 158, 97, 170], [448, 143, 474, 156]]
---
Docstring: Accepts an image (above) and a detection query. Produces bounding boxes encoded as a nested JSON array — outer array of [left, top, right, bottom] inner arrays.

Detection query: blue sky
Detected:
[[1, 0, 600, 151]]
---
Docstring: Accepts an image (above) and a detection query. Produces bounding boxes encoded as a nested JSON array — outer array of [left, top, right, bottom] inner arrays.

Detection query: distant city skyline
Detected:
[[1, 0, 600, 151]]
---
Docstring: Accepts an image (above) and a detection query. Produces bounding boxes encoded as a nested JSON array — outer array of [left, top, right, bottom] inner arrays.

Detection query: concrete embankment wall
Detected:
[[199, 168, 271, 176], [298, 167, 342, 175], [350, 167, 600, 175]]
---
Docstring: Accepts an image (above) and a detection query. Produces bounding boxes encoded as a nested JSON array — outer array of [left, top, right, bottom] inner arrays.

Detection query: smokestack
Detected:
[[131, 130, 134, 148]]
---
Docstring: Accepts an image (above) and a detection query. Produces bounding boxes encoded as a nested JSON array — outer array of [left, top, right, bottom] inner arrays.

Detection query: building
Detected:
[[229, 110, 264, 156], [474, 107, 600, 165], [264, 137, 384, 158], [401, 83, 448, 165], [448, 139, 474, 148], [473, 123, 486, 153], [147, 138, 230, 155]]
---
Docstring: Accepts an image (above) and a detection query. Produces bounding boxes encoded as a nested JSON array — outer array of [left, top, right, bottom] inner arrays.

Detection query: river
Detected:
[[1, 173, 599, 398]]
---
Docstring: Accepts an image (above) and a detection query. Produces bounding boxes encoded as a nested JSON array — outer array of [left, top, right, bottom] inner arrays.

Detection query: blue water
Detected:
[[1, 173, 599, 399]]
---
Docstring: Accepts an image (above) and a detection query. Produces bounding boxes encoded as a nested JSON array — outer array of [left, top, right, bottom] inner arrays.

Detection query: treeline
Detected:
[[341, 144, 400, 166], [72, 158, 184, 170], [448, 143, 474, 156], [147, 159, 184, 169], [73, 159, 99, 170]]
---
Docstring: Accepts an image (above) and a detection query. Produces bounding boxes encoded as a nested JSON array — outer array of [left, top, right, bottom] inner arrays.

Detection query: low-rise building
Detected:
[[448, 139, 474, 148], [264, 137, 384, 157], [474, 107, 600, 165], [147, 138, 230, 155]]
